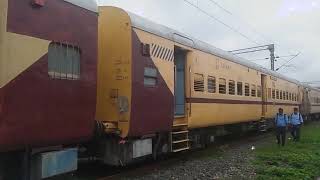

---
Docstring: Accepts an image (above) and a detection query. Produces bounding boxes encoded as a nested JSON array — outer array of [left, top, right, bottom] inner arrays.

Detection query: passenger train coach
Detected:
[[0, 1, 320, 179], [96, 6, 319, 164]]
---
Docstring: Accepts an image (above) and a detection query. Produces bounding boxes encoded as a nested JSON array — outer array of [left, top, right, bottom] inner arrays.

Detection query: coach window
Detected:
[[272, 89, 275, 99], [286, 92, 289, 100], [245, 83, 250, 96], [207, 76, 216, 93], [219, 78, 226, 94], [268, 88, 271, 99], [229, 80, 235, 95], [280, 90, 283, 100], [257, 86, 262, 98], [251, 84, 256, 97], [144, 67, 158, 87], [237, 82, 243, 96], [283, 91, 286, 100], [48, 42, 81, 80], [194, 74, 204, 92], [276, 90, 279, 99], [289, 93, 292, 101]]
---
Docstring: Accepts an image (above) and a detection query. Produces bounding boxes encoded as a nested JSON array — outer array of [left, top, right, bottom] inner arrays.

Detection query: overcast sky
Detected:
[[98, 0, 320, 84]]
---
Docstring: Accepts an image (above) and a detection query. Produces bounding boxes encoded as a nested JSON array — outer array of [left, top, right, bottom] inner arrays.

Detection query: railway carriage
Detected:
[[0, 0, 98, 179], [96, 6, 312, 165], [305, 87, 320, 118], [1, 2, 320, 179]]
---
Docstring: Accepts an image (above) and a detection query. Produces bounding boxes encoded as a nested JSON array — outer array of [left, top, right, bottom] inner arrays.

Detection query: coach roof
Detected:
[[125, 11, 301, 85]]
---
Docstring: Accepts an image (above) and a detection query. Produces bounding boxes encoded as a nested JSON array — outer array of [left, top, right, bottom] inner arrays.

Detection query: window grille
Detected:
[[251, 85, 256, 97], [272, 89, 275, 99], [144, 67, 157, 87], [219, 78, 226, 94], [48, 42, 80, 80], [229, 80, 235, 95], [207, 76, 216, 93], [194, 74, 204, 92], [245, 83, 250, 96]]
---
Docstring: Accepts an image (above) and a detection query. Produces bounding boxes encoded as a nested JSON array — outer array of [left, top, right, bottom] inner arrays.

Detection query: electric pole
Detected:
[[229, 44, 276, 71], [268, 44, 275, 71]]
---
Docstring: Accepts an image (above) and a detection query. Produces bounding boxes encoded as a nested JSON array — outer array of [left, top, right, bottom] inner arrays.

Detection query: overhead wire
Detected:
[[276, 52, 301, 71], [203, 0, 300, 64], [182, 0, 301, 72], [182, 0, 260, 45]]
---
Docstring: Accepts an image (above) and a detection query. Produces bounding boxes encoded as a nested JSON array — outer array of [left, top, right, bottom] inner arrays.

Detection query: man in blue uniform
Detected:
[[275, 108, 288, 146], [290, 108, 304, 141]]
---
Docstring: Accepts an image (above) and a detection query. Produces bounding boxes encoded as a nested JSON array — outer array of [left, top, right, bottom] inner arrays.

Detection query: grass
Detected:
[[254, 122, 320, 180]]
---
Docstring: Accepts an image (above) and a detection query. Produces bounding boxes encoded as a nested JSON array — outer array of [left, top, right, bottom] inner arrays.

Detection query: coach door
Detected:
[[174, 48, 187, 117], [261, 74, 268, 117]]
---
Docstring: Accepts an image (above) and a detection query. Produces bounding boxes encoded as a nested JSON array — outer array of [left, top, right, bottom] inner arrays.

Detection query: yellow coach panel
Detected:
[[132, 28, 175, 94], [309, 89, 320, 114], [0, 0, 8, 87], [97, 7, 132, 137], [265, 77, 299, 118], [186, 50, 263, 128], [0, 0, 49, 89]]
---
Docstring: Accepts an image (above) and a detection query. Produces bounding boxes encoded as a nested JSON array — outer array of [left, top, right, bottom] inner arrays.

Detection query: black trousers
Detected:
[[276, 127, 286, 146], [291, 125, 301, 141]]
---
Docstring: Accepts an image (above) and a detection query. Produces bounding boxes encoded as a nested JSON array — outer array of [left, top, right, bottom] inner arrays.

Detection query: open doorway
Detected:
[[174, 48, 187, 117]]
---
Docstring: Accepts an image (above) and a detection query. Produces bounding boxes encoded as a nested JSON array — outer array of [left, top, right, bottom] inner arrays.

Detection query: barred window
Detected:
[[237, 82, 243, 96], [272, 89, 275, 99], [229, 80, 235, 95], [194, 74, 204, 92], [280, 90, 283, 100], [144, 67, 157, 87], [286, 92, 289, 100], [251, 84, 256, 97], [257, 86, 262, 97], [289, 93, 292, 101], [219, 78, 226, 94], [245, 83, 250, 96], [48, 42, 80, 80], [207, 76, 216, 93], [276, 90, 279, 99]]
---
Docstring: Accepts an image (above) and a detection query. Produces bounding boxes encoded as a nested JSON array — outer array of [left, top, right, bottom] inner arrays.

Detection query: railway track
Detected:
[[74, 130, 273, 180]]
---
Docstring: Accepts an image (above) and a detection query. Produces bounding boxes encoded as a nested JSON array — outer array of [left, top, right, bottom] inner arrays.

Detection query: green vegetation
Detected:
[[254, 122, 320, 180]]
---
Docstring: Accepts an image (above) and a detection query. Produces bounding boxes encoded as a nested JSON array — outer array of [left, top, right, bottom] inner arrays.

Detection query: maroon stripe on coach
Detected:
[[186, 98, 300, 106]]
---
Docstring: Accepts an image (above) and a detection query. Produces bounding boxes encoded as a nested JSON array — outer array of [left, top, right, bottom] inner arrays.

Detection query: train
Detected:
[[0, 0, 320, 179]]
